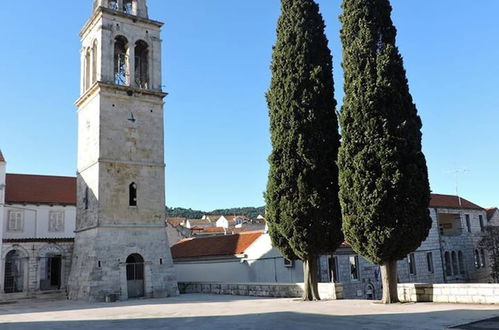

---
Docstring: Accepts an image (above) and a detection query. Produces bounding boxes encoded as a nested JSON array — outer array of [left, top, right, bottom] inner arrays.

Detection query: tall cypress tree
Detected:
[[338, 0, 431, 303], [265, 0, 343, 301]]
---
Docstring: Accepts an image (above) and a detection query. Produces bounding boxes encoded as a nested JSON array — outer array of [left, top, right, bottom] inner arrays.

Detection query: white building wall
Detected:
[[174, 233, 304, 284], [3, 205, 76, 239], [0, 158, 5, 281]]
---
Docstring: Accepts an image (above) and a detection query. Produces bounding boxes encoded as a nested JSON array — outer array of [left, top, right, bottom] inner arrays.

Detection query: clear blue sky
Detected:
[[0, 1, 498, 210]]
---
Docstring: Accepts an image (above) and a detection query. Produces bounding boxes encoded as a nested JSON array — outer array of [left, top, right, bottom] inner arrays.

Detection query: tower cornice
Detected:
[[75, 81, 167, 107], [80, 7, 164, 38]]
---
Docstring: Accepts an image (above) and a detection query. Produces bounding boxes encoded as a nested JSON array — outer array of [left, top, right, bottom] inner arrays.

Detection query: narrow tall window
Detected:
[[479, 215, 485, 232], [451, 251, 458, 275], [445, 252, 452, 276], [480, 249, 486, 268], [85, 49, 91, 90], [458, 251, 465, 275], [474, 250, 480, 269], [114, 36, 129, 86], [134, 40, 149, 89], [349, 256, 359, 281], [129, 182, 137, 206], [465, 214, 471, 233], [426, 252, 434, 273], [84, 187, 89, 210], [92, 40, 98, 84], [408, 253, 416, 275]]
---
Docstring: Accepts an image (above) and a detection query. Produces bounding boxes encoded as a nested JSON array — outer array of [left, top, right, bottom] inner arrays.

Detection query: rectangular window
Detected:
[[426, 252, 434, 273], [48, 211, 65, 232], [283, 258, 294, 268], [479, 215, 485, 232], [465, 214, 471, 232], [329, 256, 339, 283], [408, 253, 417, 275], [7, 211, 23, 232], [349, 256, 359, 281]]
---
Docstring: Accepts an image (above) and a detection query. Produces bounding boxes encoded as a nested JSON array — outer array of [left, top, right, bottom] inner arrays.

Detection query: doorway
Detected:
[[4, 250, 24, 293], [126, 254, 144, 298], [40, 255, 62, 291]]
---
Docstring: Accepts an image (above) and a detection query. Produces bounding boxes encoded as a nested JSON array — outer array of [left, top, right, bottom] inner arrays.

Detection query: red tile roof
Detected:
[[487, 208, 498, 221], [0, 150, 5, 162], [429, 194, 483, 210], [171, 231, 263, 259], [5, 174, 76, 205], [166, 217, 186, 227]]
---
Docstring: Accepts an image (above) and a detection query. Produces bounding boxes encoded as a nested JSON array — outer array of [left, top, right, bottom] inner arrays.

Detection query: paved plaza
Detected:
[[0, 294, 498, 330]]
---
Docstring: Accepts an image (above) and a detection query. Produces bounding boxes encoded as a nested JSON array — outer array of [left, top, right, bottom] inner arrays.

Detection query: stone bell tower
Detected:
[[68, 0, 178, 301]]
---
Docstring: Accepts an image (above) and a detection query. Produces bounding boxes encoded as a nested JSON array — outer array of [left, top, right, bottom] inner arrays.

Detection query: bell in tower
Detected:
[[93, 0, 148, 18], [68, 0, 178, 302]]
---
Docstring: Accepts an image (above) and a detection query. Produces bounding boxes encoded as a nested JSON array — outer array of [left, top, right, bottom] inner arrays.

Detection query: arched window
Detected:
[[480, 249, 486, 268], [129, 182, 137, 206], [444, 252, 452, 276], [451, 251, 458, 275], [114, 36, 129, 86], [92, 40, 98, 84], [458, 251, 465, 275], [4, 250, 25, 293], [134, 40, 149, 89], [85, 48, 91, 90], [108, 0, 118, 10], [123, 0, 133, 14], [474, 249, 480, 269]]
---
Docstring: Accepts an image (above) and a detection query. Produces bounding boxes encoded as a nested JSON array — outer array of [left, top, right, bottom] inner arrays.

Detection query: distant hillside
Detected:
[[166, 206, 265, 219]]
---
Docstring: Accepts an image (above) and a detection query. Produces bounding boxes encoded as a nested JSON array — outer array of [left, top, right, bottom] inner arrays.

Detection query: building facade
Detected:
[[0, 156, 76, 301], [67, 0, 177, 302]]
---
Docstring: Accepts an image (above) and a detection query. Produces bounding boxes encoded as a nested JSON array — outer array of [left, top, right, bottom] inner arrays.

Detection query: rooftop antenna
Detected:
[[446, 167, 470, 207]]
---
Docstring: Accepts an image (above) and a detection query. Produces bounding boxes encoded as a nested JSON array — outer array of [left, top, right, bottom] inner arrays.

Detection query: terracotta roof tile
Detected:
[[429, 194, 483, 210], [5, 174, 76, 205], [171, 231, 263, 259], [166, 217, 186, 227], [486, 208, 498, 221]]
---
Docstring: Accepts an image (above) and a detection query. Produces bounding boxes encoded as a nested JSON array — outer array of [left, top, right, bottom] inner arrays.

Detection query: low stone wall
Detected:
[[178, 282, 343, 300], [398, 283, 499, 304]]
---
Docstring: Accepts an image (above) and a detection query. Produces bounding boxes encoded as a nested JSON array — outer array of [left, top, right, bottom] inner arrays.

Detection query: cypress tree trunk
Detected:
[[265, 0, 343, 303], [381, 260, 399, 304], [303, 256, 320, 301]]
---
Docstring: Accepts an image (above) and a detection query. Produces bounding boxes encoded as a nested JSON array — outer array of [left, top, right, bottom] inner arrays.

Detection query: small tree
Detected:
[[338, 0, 431, 303], [265, 0, 343, 301], [479, 227, 499, 283]]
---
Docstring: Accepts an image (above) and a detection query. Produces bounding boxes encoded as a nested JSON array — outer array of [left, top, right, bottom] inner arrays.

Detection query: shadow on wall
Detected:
[[1, 310, 499, 330]]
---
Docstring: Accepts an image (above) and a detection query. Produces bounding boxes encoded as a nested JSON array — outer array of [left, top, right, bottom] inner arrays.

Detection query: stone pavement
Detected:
[[0, 294, 498, 330]]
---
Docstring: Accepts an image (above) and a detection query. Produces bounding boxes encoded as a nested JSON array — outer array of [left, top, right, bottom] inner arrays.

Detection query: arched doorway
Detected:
[[4, 250, 25, 293], [126, 254, 144, 298]]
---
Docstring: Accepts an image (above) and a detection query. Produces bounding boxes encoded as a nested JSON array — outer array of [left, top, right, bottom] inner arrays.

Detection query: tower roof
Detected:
[[0, 150, 5, 162]]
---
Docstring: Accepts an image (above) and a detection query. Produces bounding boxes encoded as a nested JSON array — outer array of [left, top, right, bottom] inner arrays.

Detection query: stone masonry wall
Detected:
[[398, 283, 499, 304], [178, 282, 343, 300]]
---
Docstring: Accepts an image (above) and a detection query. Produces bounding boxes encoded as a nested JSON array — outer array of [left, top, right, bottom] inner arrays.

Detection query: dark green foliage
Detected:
[[265, 0, 343, 261], [338, 0, 431, 265], [166, 206, 265, 220], [479, 227, 499, 283]]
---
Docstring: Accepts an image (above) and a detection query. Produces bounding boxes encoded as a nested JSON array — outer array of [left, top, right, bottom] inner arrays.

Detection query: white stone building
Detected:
[[172, 231, 304, 284], [0, 152, 76, 301]]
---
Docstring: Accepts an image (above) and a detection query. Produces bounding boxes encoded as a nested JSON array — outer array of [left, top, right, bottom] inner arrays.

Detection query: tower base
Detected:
[[68, 226, 178, 302]]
